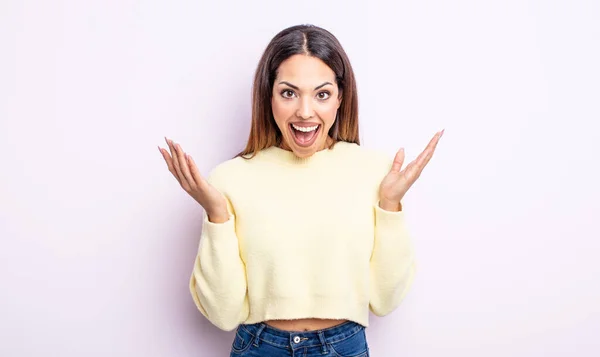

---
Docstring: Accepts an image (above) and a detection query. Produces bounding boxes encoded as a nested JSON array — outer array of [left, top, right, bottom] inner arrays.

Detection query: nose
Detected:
[[296, 97, 315, 119]]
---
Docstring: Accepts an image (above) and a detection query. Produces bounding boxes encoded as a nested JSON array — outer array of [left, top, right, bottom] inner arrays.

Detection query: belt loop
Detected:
[[317, 331, 328, 354], [252, 324, 266, 347]]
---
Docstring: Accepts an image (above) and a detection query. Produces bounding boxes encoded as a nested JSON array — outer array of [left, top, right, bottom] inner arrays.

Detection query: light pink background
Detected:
[[1, 0, 599, 356]]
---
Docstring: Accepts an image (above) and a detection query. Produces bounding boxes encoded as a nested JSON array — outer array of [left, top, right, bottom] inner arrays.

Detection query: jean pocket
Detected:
[[230, 326, 254, 355], [328, 328, 369, 357]]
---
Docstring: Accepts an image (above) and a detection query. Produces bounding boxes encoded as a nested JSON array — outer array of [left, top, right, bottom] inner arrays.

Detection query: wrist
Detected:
[[379, 199, 402, 212], [206, 207, 229, 223]]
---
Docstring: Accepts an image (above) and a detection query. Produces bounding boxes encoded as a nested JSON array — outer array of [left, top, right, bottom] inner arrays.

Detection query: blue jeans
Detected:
[[229, 320, 370, 357]]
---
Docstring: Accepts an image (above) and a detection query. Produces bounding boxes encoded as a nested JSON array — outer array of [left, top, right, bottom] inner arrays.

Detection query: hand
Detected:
[[379, 130, 444, 211], [158, 137, 229, 222]]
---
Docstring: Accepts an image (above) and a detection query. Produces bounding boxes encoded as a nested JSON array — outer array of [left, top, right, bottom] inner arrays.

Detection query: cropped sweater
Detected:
[[189, 141, 416, 331]]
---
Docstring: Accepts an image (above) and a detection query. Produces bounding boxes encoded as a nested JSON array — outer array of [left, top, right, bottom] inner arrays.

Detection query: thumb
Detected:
[[390, 148, 405, 173]]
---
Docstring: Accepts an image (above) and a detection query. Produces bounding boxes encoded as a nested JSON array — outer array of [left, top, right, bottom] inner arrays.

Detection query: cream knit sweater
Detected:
[[189, 141, 416, 331]]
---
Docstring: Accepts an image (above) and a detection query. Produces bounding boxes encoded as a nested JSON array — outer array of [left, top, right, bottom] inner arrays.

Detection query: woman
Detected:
[[159, 24, 443, 357]]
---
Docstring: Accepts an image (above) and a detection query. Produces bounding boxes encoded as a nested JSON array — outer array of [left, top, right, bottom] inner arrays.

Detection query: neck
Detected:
[[278, 136, 335, 153], [261, 139, 347, 166]]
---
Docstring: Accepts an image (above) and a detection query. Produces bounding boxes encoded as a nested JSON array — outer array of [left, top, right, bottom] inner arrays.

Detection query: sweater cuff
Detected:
[[375, 202, 406, 231], [203, 213, 236, 237]]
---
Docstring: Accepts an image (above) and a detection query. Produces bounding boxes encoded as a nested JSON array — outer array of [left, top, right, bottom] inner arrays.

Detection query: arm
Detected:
[[158, 139, 249, 330], [188, 184, 249, 331], [369, 130, 442, 315], [368, 202, 416, 316]]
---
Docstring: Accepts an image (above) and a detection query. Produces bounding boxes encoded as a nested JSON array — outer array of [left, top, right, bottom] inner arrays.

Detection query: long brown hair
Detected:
[[236, 24, 360, 159]]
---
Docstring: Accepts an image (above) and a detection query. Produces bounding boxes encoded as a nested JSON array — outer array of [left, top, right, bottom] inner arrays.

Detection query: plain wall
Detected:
[[1, 0, 599, 356]]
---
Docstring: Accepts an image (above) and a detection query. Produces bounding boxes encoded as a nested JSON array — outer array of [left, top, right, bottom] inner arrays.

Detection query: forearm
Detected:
[[189, 211, 249, 331], [369, 203, 416, 316]]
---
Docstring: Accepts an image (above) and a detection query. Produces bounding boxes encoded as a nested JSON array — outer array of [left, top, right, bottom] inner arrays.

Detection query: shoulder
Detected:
[[205, 155, 250, 190], [336, 141, 393, 175]]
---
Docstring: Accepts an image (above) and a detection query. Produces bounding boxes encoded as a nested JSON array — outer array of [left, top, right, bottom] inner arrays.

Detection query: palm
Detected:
[[158, 137, 227, 215], [379, 169, 412, 203], [379, 130, 444, 205]]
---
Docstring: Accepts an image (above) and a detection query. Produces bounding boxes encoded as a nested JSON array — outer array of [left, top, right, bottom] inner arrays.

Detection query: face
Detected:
[[271, 54, 342, 158]]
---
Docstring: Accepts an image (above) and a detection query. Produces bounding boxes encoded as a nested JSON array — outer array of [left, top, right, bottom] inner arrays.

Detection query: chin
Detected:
[[291, 146, 319, 158], [285, 135, 329, 158]]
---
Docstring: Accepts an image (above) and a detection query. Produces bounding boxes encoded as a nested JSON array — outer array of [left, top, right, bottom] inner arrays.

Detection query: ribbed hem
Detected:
[[244, 296, 370, 328]]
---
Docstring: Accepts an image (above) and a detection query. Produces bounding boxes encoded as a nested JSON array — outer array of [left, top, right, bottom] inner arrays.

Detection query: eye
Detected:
[[281, 89, 296, 99], [317, 91, 331, 100]]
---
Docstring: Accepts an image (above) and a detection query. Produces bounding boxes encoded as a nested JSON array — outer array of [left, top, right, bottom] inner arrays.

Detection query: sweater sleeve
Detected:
[[368, 203, 416, 316], [188, 172, 249, 331]]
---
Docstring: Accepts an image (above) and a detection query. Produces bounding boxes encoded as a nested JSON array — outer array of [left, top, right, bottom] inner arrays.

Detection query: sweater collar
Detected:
[[255, 141, 353, 166]]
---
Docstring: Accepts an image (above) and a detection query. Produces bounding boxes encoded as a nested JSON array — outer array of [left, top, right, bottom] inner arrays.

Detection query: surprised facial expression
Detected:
[[271, 54, 342, 158]]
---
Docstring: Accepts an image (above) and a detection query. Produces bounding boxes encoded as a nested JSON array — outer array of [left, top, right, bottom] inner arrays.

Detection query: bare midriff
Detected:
[[264, 318, 348, 332]]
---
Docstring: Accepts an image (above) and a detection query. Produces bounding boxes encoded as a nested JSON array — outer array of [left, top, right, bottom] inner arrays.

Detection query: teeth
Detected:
[[292, 124, 319, 132]]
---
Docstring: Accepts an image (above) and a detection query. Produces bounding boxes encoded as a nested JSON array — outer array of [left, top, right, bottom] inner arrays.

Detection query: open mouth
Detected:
[[289, 123, 321, 147]]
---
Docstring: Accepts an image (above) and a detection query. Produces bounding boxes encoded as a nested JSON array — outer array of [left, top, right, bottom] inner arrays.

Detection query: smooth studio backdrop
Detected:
[[1, 0, 599, 356]]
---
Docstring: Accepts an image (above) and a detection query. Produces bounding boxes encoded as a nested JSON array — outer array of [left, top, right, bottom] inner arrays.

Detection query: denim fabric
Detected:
[[229, 320, 369, 357]]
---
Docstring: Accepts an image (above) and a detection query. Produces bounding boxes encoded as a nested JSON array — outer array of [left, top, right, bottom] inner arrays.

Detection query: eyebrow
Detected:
[[278, 81, 333, 91]]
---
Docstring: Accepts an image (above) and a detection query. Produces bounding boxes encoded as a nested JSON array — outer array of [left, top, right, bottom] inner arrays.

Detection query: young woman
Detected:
[[159, 24, 443, 357]]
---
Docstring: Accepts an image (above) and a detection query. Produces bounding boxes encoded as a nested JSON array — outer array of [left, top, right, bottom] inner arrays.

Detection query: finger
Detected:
[[175, 143, 197, 187], [420, 143, 438, 168], [407, 130, 443, 181], [415, 130, 443, 167], [187, 154, 207, 187], [166, 137, 187, 188], [158, 145, 181, 184], [390, 148, 405, 173], [400, 130, 444, 180]]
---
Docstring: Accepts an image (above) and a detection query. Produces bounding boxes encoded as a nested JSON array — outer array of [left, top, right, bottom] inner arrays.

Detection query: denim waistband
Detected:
[[239, 320, 365, 350]]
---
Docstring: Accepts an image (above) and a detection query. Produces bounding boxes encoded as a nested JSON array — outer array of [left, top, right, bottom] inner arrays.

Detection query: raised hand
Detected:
[[158, 137, 229, 223], [378, 130, 444, 211]]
